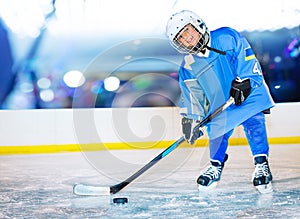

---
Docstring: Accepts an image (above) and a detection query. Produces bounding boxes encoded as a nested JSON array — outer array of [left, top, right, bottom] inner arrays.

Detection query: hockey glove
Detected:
[[181, 117, 204, 145], [230, 77, 251, 106]]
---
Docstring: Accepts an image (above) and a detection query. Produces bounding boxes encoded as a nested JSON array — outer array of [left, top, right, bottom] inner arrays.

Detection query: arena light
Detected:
[[63, 70, 85, 88], [1, 0, 299, 38], [37, 77, 51, 89], [104, 76, 120, 92], [171, 0, 300, 31], [0, 0, 54, 37], [40, 89, 54, 102], [287, 38, 300, 58]]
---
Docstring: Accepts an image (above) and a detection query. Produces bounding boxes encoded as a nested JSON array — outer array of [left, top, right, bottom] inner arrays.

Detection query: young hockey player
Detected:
[[165, 10, 275, 193]]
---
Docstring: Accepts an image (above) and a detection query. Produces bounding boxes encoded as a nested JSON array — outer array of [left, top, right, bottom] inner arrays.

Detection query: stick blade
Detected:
[[73, 183, 110, 196]]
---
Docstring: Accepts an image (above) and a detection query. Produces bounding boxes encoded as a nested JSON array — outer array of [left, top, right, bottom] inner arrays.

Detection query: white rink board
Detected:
[[0, 103, 299, 146]]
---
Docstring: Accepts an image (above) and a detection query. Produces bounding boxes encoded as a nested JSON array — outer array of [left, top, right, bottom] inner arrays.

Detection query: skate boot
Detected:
[[197, 154, 228, 191], [252, 155, 273, 194]]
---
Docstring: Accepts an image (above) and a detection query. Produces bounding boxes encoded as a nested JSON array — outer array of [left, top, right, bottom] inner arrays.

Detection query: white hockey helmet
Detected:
[[166, 10, 210, 54]]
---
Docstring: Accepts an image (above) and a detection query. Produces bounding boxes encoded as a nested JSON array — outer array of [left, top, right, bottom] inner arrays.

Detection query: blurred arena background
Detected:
[[0, 0, 300, 109]]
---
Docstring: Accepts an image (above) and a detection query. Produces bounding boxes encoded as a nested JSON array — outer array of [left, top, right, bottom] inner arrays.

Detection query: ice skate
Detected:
[[252, 155, 273, 194], [197, 154, 228, 191]]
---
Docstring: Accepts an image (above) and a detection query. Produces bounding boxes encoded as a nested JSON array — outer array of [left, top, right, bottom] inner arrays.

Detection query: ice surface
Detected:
[[0, 144, 299, 218]]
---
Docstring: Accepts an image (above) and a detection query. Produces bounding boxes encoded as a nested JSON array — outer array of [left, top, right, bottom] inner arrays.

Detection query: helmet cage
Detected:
[[173, 23, 209, 54]]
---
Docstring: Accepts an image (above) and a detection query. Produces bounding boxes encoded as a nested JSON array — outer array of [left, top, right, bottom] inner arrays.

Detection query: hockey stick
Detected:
[[73, 97, 234, 196]]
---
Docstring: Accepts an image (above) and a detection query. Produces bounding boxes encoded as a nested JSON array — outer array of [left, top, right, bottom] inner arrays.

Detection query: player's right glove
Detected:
[[230, 77, 251, 106], [181, 117, 204, 145]]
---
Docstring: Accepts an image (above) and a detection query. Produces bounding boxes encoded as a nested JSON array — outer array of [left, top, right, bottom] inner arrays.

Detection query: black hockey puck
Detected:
[[113, 197, 128, 204]]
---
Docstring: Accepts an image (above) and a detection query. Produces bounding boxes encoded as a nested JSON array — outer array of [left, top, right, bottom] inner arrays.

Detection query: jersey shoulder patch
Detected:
[[244, 47, 256, 61], [183, 54, 195, 70]]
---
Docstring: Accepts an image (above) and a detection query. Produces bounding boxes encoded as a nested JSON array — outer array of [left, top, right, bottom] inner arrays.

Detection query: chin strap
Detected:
[[205, 45, 226, 55]]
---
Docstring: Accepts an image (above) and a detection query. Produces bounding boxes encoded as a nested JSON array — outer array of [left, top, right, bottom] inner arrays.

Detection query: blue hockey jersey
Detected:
[[178, 27, 275, 139]]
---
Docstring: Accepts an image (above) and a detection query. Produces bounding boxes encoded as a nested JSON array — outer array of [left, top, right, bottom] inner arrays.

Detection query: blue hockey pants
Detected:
[[209, 111, 269, 163]]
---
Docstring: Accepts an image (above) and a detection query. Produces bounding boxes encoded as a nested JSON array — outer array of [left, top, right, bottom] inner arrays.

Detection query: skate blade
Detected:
[[198, 181, 218, 192], [255, 182, 273, 194]]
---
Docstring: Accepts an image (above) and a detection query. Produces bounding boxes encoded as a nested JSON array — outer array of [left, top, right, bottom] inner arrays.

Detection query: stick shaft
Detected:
[[110, 97, 234, 194], [110, 137, 185, 194]]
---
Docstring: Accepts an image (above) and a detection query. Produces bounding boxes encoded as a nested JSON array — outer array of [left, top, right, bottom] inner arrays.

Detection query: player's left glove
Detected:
[[230, 77, 251, 106], [181, 117, 204, 145]]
